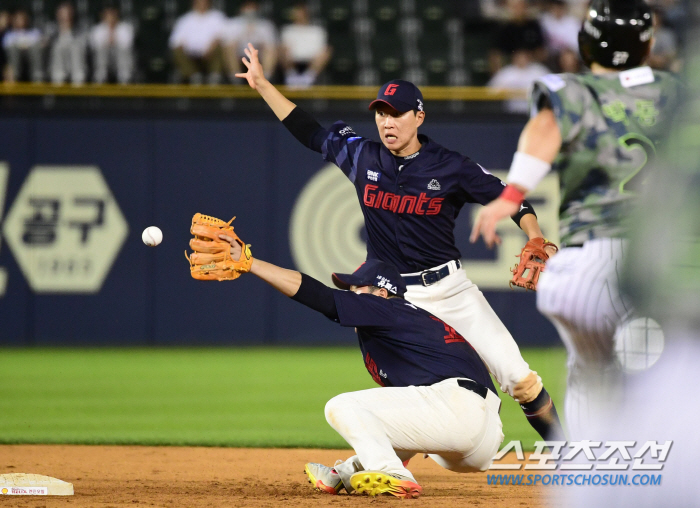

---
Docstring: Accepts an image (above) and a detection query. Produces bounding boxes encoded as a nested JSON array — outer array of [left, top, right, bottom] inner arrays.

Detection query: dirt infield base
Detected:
[[0, 446, 555, 507]]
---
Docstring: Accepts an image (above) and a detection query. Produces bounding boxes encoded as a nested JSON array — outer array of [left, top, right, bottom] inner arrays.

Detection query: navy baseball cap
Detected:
[[332, 259, 407, 297], [368, 80, 424, 114]]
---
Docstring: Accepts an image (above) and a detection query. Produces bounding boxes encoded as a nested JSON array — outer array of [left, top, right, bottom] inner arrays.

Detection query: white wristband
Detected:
[[507, 152, 551, 191]]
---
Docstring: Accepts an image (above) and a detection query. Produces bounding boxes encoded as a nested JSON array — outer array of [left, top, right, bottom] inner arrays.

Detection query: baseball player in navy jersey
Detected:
[[470, 0, 683, 438], [236, 43, 564, 442], [219, 232, 503, 498]]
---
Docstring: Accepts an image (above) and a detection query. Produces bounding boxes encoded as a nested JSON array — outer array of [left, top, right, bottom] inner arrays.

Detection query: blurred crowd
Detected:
[[485, 0, 684, 104], [0, 1, 130, 84], [168, 0, 330, 85], [0, 0, 686, 89]]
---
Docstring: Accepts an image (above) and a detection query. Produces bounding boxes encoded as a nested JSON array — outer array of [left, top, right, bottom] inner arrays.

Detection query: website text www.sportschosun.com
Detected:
[[487, 473, 662, 487]]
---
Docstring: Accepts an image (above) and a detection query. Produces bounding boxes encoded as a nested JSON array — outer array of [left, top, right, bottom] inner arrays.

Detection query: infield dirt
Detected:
[[0, 446, 557, 507]]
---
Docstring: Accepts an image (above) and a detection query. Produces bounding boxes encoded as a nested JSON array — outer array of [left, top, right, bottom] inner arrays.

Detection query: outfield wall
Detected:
[[0, 115, 562, 347]]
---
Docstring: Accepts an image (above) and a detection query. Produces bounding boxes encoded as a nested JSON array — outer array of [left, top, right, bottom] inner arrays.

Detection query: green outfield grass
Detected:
[[0, 347, 567, 449]]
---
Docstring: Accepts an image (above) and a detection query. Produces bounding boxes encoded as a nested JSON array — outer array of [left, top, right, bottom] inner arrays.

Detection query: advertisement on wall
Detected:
[[0, 117, 560, 346], [1, 166, 128, 294]]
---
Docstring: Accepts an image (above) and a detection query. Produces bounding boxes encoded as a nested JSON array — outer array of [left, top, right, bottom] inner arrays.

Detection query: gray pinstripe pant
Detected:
[[537, 238, 632, 440]]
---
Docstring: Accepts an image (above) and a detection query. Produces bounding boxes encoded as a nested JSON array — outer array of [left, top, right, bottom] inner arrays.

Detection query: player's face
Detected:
[[350, 285, 372, 295], [350, 285, 389, 299], [374, 104, 425, 155]]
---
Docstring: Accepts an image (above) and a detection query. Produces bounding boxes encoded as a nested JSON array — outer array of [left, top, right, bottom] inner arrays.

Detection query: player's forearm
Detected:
[[255, 80, 297, 121], [249, 261, 339, 319], [281, 106, 325, 152], [249, 258, 302, 297], [508, 198, 536, 228], [518, 213, 546, 241], [517, 109, 562, 165], [505, 110, 561, 196]]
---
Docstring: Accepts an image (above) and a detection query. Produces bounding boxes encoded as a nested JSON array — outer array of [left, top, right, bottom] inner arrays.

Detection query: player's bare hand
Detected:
[[235, 43, 266, 90], [219, 234, 242, 259], [544, 244, 558, 258], [470, 198, 520, 248]]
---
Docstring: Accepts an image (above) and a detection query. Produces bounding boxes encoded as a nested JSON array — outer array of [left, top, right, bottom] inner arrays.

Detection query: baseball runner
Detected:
[[236, 44, 565, 442], [185, 214, 504, 498], [470, 0, 684, 438]]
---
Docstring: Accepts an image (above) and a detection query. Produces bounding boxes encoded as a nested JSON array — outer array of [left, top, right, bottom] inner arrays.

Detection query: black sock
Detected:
[[520, 388, 566, 441]]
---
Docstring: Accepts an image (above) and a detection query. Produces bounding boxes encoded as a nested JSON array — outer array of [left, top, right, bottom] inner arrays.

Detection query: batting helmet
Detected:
[[578, 0, 653, 70]]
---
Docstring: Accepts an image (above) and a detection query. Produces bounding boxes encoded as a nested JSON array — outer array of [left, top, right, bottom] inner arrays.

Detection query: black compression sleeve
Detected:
[[291, 272, 339, 320], [511, 198, 537, 227], [281, 107, 326, 153]]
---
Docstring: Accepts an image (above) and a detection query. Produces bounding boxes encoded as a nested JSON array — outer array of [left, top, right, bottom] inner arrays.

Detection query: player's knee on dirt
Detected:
[[324, 395, 347, 431], [325, 394, 363, 434], [512, 371, 543, 403], [430, 453, 485, 474]]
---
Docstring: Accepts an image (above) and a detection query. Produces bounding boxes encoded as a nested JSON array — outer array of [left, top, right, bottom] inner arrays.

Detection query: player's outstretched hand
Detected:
[[235, 43, 266, 90], [470, 198, 520, 248], [219, 234, 242, 260]]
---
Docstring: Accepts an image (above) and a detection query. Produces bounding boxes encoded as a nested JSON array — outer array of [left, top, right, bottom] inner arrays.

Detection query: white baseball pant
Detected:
[[402, 261, 535, 398], [328, 378, 503, 487], [536, 238, 631, 439]]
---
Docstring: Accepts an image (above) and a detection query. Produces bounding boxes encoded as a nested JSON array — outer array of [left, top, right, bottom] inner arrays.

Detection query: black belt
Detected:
[[403, 260, 461, 287], [457, 378, 489, 399]]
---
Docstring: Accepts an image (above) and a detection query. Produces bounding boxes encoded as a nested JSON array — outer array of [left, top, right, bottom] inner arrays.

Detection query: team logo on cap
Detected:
[[385, 84, 399, 96], [375, 276, 398, 294], [417, 99, 424, 111]]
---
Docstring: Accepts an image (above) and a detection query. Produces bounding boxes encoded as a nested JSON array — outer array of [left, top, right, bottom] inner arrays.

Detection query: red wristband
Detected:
[[501, 185, 525, 204]]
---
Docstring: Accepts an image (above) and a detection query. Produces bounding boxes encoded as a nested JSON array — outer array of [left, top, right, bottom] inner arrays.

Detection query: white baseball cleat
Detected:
[[350, 470, 422, 499], [304, 462, 343, 494]]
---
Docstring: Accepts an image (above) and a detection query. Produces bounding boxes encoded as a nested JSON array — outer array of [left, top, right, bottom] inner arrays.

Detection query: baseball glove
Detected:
[[510, 237, 558, 291], [185, 213, 252, 281]]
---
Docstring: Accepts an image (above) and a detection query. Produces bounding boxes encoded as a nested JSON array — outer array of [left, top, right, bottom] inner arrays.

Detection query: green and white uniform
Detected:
[[532, 67, 683, 246], [529, 67, 683, 439]]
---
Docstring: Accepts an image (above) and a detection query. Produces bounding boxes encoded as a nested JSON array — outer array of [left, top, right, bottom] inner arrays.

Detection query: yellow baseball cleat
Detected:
[[350, 470, 422, 499]]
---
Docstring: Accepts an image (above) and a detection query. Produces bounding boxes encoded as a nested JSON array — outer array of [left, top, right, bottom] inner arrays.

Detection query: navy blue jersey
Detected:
[[321, 122, 515, 273], [332, 290, 496, 391]]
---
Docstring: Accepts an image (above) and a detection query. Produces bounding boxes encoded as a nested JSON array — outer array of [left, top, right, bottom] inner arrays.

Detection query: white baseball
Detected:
[[142, 226, 163, 247]]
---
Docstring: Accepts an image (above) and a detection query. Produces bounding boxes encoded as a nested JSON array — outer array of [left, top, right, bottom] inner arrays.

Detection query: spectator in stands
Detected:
[[90, 3, 134, 84], [3, 8, 43, 83], [487, 48, 550, 113], [557, 48, 581, 73], [223, 1, 277, 84], [489, 0, 546, 76], [169, 0, 226, 85], [48, 2, 87, 85], [648, 7, 679, 72], [540, 0, 579, 55], [280, 2, 331, 87], [564, 0, 588, 19], [539, 0, 582, 73]]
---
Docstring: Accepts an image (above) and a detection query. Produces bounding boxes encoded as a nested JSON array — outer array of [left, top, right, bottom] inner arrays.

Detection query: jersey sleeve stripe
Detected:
[[350, 140, 368, 184]]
